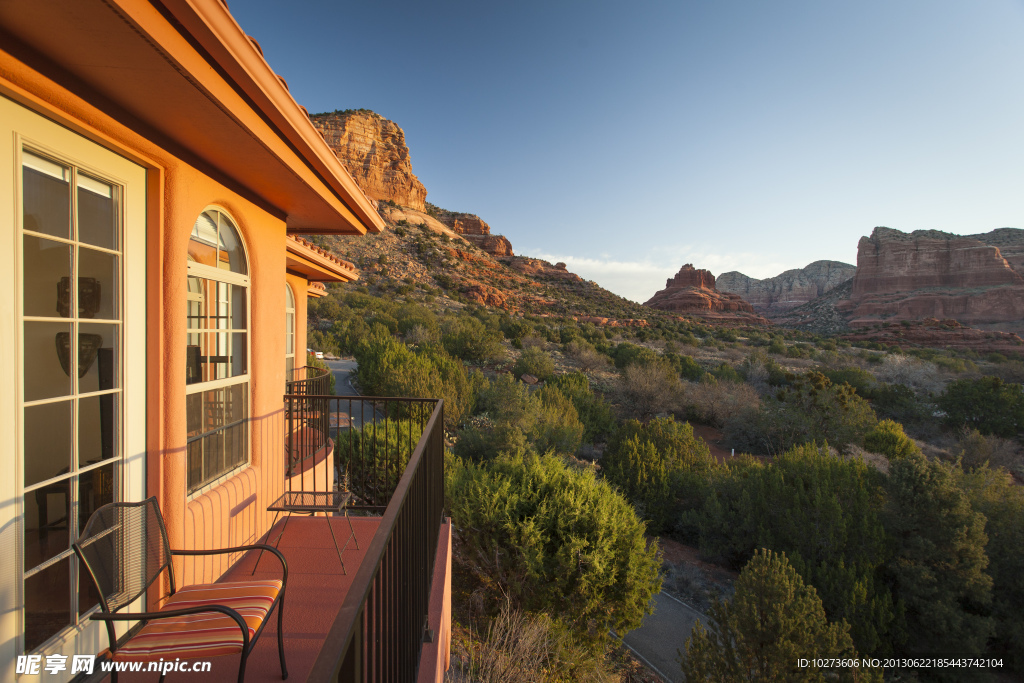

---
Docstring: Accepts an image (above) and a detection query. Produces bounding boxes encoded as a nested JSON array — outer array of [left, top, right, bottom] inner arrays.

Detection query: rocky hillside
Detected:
[[310, 109, 515, 258], [718, 260, 856, 316], [643, 264, 768, 326]]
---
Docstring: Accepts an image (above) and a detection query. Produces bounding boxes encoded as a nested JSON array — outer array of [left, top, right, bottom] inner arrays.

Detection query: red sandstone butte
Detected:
[[438, 211, 514, 257], [643, 264, 768, 325], [840, 227, 1024, 332]]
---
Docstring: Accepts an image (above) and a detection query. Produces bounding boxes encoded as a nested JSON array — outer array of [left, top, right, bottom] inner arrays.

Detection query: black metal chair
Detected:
[[73, 497, 288, 682]]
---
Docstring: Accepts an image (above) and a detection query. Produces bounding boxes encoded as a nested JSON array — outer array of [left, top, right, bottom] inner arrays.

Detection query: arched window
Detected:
[[285, 284, 296, 382], [185, 209, 249, 494]]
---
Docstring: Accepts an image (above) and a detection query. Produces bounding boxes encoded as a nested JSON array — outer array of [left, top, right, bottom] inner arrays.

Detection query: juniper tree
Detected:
[[882, 451, 994, 663], [681, 549, 878, 682], [692, 443, 894, 655]]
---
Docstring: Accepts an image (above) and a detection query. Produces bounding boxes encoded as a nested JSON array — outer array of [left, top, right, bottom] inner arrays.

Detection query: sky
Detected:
[[231, 1, 1024, 303]]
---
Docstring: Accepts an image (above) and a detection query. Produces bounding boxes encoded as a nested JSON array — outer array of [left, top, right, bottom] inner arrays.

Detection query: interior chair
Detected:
[[73, 497, 288, 682]]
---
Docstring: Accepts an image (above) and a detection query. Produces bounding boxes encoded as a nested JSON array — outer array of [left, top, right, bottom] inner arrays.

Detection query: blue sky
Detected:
[[232, 1, 1024, 303]]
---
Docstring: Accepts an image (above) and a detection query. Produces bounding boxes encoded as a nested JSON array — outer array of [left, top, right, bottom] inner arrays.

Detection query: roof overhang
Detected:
[[307, 282, 328, 299], [0, 0, 384, 235], [286, 236, 359, 283]]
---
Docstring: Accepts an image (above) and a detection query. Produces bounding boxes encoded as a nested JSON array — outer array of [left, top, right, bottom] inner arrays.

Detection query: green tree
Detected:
[[693, 443, 894, 654], [611, 342, 659, 369], [728, 372, 877, 454], [863, 419, 921, 460], [354, 329, 472, 428], [883, 452, 994, 663], [440, 314, 505, 362], [602, 417, 717, 534], [937, 376, 1024, 437], [446, 452, 662, 642], [956, 465, 1024, 673], [532, 386, 584, 455], [513, 347, 556, 381], [681, 549, 876, 682], [547, 372, 616, 442]]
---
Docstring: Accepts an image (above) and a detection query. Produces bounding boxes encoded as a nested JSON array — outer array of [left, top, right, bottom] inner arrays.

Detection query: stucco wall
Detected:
[[0, 50, 302, 594]]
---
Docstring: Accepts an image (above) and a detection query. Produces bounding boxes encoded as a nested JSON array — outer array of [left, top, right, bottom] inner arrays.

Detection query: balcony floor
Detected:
[[105, 515, 382, 683]]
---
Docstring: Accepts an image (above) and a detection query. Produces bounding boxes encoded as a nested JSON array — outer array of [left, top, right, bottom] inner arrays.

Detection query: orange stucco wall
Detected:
[[0, 50, 304, 593]]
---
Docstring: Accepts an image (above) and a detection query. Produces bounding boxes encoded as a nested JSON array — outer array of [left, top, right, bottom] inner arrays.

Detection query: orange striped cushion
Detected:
[[113, 580, 282, 661]]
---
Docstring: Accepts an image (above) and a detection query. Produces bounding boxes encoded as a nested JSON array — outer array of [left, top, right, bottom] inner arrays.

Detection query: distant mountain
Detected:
[[717, 260, 856, 316], [643, 264, 768, 326]]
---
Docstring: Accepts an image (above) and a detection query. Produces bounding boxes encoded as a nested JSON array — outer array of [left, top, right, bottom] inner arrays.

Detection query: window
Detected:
[[285, 284, 295, 383], [185, 209, 249, 494], [19, 150, 126, 651]]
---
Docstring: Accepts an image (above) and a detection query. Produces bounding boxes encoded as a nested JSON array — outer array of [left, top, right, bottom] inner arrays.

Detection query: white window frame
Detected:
[[185, 207, 252, 499], [0, 95, 147, 683]]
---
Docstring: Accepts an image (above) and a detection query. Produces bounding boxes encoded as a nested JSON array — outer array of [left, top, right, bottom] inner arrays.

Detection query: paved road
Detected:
[[325, 358, 359, 396], [324, 358, 383, 430], [620, 592, 707, 683]]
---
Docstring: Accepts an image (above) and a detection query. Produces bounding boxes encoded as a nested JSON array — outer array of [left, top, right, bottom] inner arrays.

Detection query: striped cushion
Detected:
[[113, 580, 282, 661]]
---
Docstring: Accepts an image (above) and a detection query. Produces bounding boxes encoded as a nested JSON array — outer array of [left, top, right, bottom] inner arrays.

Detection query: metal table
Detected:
[[256, 490, 358, 574]]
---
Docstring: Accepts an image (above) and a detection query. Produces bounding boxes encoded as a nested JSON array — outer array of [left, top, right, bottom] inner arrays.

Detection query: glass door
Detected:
[[20, 150, 124, 652], [0, 95, 147, 682]]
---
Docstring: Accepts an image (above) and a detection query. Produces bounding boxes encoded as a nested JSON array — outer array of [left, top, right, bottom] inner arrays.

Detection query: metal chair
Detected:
[[73, 497, 288, 682]]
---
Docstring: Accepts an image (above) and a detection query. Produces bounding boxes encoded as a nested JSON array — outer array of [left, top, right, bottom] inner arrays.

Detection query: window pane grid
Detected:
[[20, 148, 123, 650], [186, 209, 249, 494]]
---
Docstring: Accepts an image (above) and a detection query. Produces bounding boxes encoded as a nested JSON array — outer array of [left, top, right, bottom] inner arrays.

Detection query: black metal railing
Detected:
[[284, 395, 438, 507], [285, 365, 331, 396], [294, 396, 445, 682]]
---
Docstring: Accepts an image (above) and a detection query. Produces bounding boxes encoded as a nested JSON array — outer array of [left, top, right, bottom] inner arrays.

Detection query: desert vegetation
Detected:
[[303, 219, 1024, 680]]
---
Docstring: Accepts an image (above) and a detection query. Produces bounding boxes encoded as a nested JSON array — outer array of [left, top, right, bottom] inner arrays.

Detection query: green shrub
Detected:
[[602, 417, 717, 534], [725, 372, 878, 455], [934, 355, 978, 373], [691, 443, 893, 654], [682, 549, 872, 683], [822, 367, 876, 396], [547, 372, 616, 442], [441, 315, 505, 362], [937, 376, 1024, 438], [446, 453, 662, 642], [867, 383, 930, 424], [665, 352, 705, 381], [611, 342, 658, 369], [501, 318, 533, 348], [354, 330, 472, 427], [513, 347, 555, 381], [532, 387, 584, 455], [711, 362, 743, 383], [341, 418, 424, 505], [883, 451, 994, 662], [460, 375, 583, 458], [958, 466, 1024, 673], [863, 419, 921, 460]]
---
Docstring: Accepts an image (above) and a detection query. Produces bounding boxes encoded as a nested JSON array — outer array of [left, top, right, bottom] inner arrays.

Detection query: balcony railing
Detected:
[[286, 365, 332, 396], [284, 394, 445, 681]]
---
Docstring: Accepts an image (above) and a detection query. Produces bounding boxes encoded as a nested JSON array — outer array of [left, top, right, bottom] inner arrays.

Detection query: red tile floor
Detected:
[[105, 515, 381, 682]]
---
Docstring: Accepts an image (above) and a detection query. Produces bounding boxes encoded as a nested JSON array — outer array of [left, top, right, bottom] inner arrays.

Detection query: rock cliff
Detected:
[[840, 227, 1024, 331], [643, 264, 768, 325], [311, 110, 428, 211], [435, 208, 514, 257], [718, 260, 856, 316]]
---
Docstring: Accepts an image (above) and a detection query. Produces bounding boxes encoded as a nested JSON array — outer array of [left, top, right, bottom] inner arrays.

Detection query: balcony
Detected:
[[285, 364, 332, 396], [139, 395, 449, 683]]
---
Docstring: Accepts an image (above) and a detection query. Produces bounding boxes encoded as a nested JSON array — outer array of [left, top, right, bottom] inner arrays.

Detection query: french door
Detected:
[[0, 95, 146, 682]]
